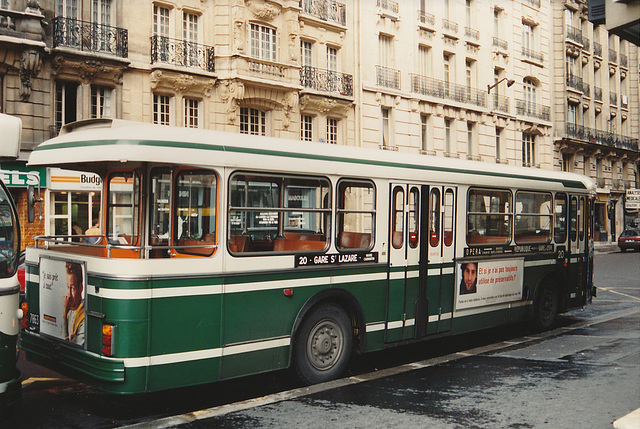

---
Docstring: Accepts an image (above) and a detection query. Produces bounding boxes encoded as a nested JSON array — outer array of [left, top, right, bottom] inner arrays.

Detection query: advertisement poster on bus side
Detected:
[[456, 259, 524, 310], [39, 258, 86, 347]]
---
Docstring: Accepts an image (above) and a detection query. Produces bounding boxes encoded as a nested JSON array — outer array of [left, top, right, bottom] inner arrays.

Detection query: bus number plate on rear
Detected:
[[295, 252, 378, 267]]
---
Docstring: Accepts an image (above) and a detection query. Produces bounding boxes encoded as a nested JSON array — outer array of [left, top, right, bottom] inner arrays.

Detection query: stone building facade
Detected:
[[0, 0, 638, 247]]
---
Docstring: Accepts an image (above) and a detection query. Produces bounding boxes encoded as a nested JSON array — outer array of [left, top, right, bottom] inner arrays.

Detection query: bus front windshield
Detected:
[[0, 182, 19, 277]]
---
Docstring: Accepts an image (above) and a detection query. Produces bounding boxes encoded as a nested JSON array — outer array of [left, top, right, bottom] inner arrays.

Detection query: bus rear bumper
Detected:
[[20, 330, 126, 387]]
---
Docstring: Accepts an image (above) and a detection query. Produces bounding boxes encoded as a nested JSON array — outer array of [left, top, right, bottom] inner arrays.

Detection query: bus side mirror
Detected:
[[28, 185, 35, 223]]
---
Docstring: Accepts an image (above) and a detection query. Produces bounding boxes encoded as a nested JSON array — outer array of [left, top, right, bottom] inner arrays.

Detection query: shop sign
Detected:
[[626, 189, 640, 210], [48, 168, 102, 191], [0, 162, 46, 187]]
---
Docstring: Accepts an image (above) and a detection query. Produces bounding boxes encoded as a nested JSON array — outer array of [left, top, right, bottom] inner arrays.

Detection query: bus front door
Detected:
[[420, 185, 457, 336], [386, 184, 421, 343]]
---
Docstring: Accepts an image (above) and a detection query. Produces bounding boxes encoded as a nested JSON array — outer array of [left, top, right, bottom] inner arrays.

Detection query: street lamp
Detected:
[[487, 77, 515, 94]]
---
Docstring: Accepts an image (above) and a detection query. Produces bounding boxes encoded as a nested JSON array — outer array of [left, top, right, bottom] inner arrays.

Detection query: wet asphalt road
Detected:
[[8, 250, 640, 428]]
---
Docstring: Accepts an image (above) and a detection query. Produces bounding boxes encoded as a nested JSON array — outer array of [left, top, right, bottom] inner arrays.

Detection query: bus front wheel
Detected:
[[533, 281, 559, 331], [293, 304, 353, 385]]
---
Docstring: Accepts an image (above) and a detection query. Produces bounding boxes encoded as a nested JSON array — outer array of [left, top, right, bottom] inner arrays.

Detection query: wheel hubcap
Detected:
[[307, 320, 343, 371]]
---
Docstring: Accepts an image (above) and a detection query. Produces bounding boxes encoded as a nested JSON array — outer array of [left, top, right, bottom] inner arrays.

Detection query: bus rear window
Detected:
[[467, 188, 512, 246], [515, 191, 552, 244]]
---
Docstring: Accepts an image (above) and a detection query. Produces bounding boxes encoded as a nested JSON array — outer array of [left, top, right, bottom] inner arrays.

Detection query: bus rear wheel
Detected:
[[294, 304, 353, 385], [533, 281, 559, 331]]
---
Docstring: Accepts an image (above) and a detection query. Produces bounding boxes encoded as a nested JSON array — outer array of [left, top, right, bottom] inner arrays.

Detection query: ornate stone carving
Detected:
[[246, 0, 281, 21], [299, 94, 351, 117], [19, 48, 42, 100], [150, 70, 214, 96], [281, 91, 298, 129], [217, 79, 245, 124]]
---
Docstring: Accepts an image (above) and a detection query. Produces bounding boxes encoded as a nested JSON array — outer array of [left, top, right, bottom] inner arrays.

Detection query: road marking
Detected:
[[117, 306, 640, 429], [21, 377, 63, 388], [599, 287, 640, 302]]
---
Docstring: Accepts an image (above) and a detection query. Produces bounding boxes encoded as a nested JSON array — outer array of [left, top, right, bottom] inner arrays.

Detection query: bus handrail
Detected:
[[33, 235, 218, 259]]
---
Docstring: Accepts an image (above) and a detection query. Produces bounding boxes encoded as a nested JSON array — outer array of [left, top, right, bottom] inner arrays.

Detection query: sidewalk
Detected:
[[594, 242, 620, 254]]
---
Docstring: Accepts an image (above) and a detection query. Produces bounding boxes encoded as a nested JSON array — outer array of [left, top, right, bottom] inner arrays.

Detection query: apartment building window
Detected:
[[523, 78, 537, 112], [495, 127, 502, 161], [301, 40, 313, 67], [523, 23, 534, 52], [183, 12, 199, 67], [562, 153, 572, 172], [327, 46, 337, 72], [301, 114, 313, 141], [153, 5, 170, 37], [57, 0, 78, 18], [467, 122, 475, 157], [250, 23, 276, 62], [327, 118, 338, 145], [444, 0, 451, 20], [421, 114, 429, 152], [418, 45, 430, 77], [0, 76, 3, 113], [90, 86, 112, 118], [444, 118, 452, 154], [55, 82, 78, 133], [153, 93, 170, 125], [493, 8, 502, 39], [522, 134, 535, 167], [382, 108, 391, 147], [184, 98, 199, 128], [466, 0, 474, 28], [241, 107, 266, 136], [379, 34, 393, 68], [568, 102, 578, 129]]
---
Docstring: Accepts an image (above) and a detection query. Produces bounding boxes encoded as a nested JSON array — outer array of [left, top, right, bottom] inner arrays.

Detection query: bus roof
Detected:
[[29, 119, 595, 192]]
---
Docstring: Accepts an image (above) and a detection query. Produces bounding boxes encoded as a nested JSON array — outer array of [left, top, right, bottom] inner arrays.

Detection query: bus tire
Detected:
[[293, 304, 353, 385], [533, 280, 559, 331]]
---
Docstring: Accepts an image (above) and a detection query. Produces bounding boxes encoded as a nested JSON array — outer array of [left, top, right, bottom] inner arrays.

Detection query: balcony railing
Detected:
[[593, 42, 602, 57], [418, 10, 435, 26], [565, 124, 639, 152], [442, 19, 458, 33], [566, 25, 582, 44], [492, 37, 508, 51], [151, 35, 214, 72], [581, 36, 590, 50], [620, 53, 628, 67], [301, 0, 346, 27], [621, 95, 628, 109], [609, 48, 617, 62], [524, 0, 541, 8], [376, 65, 401, 90], [610, 92, 617, 106], [566, 74, 583, 92], [465, 26, 479, 40], [492, 93, 510, 113], [515, 99, 551, 121], [376, 0, 398, 13], [522, 47, 543, 63], [594, 86, 603, 101], [53, 16, 128, 58], [300, 66, 353, 96], [409, 74, 486, 107], [582, 82, 590, 97]]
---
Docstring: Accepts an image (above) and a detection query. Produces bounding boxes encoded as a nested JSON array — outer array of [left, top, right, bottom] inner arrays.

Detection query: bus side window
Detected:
[[466, 188, 512, 246], [392, 186, 404, 249], [443, 189, 454, 247], [514, 191, 552, 244], [337, 180, 375, 251], [578, 197, 585, 242], [554, 193, 567, 243], [174, 169, 218, 257], [570, 197, 577, 242], [107, 171, 141, 246], [429, 188, 440, 247]]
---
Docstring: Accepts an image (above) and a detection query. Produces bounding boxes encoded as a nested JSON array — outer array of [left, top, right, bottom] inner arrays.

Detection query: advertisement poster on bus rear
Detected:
[[456, 259, 524, 310], [39, 258, 86, 347]]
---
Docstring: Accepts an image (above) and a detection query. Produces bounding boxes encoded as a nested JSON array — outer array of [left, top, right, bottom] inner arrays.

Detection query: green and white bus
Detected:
[[21, 119, 595, 393]]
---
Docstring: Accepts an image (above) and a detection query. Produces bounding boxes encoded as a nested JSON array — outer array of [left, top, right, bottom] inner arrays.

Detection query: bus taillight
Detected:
[[20, 302, 28, 329], [102, 323, 115, 356]]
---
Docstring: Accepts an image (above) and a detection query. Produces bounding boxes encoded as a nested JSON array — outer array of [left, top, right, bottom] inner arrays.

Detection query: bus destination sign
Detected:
[[295, 252, 378, 267]]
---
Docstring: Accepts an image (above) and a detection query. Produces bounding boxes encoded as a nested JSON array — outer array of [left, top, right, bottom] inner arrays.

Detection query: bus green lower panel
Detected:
[[221, 345, 289, 380], [148, 357, 221, 392]]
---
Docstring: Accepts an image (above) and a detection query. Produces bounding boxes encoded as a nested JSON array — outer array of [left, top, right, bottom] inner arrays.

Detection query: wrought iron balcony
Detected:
[[581, 36, 590, 51], [300, 66, 353, 97], [301, 0, 346, 27], [565, 124, 639, 152], [409, 74, 486, 108], [610, 92, 617, 106], [582, 82, 591, 97], [593, 42, 602, 57], [465, 26, 479, 40], [620, 53, 628, 67], [442, 19, 458, 33], [566, 74, 583, 92], [524, 0, 541, 7], [522, 47, 543, 63], [376, 65, 401, 90], [151, 35, 214, 72], [376, 0, 398, 13], [492, 37, 508, 51], [53, 16, 128, 58], [491, 93, 510, 113], [418, 10, 435, 26], [594, 86, 603, 101], [609, 48, 617, 63], [515, 99, 550, 121], [566, 25, 582, 44]]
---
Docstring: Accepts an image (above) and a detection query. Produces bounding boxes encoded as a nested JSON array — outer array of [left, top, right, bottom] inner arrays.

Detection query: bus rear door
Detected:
[[386, 184, 421, 343]]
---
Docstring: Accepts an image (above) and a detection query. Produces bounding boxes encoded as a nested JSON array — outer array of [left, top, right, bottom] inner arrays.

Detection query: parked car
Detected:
[[618, 229, 640, 252]]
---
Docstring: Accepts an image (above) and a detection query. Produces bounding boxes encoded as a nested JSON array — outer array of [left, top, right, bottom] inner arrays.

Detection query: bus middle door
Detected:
[[386, 184, 421, 343], [423, 186, 457, 335]]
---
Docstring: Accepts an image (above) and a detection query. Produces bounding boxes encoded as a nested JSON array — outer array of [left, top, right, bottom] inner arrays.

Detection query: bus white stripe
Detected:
[[122, 337, 290, 368]]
